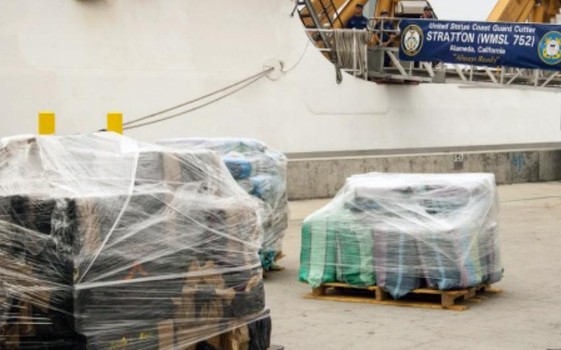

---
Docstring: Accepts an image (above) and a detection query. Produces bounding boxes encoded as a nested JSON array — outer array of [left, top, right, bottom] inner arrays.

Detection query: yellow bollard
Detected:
[[107, 112, 123, 134], [38, 111, 55, 135]]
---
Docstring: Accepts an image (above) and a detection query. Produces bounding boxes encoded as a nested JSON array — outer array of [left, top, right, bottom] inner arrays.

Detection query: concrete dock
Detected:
[[265, 181, 561, 349]]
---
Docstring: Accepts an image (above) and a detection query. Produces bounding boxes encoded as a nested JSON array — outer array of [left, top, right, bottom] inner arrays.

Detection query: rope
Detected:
[[282, 40, 311, 73], [104, 44, 308, 132], [333, 30, 371, 76], [122, 68, 272, 131]]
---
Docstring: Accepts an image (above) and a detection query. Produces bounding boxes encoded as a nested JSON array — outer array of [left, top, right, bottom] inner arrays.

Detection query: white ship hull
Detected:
[[0, 0, 560, 153]]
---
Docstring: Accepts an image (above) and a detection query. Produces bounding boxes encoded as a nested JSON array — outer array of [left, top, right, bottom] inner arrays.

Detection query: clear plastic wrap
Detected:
[[158, 139, 288, 271], [299, 172, 503, 299], [0, 133, 271, 349]]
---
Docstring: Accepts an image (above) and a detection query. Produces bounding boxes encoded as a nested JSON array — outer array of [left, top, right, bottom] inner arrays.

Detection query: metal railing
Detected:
[[305, 17, 561, 89]]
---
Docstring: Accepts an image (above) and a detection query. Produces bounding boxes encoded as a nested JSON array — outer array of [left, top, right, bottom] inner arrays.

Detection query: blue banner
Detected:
[[399, 19, 561, 70]]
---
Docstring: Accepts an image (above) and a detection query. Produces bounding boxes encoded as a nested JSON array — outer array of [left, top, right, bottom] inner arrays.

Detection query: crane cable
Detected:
[[121, 67, 274, 131]]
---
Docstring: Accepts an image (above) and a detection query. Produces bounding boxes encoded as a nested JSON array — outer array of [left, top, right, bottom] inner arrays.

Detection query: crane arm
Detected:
[[488, 0, 560, 23], [333, 0, 370, 29], [488, 0, 536, 22]]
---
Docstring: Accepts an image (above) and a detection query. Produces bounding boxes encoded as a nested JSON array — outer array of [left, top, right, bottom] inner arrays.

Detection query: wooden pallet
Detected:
[[306, 282, 502, 311]]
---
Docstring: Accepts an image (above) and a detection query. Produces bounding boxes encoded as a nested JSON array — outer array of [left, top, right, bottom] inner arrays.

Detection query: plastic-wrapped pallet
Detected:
[[158, 138, 288, 271], [0, 133, 271, 349], [299, 172, 503, 299]]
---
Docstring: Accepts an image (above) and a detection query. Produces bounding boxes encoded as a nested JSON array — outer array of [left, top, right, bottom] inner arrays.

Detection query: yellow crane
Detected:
[[488, 0, 561, 23], [373, 0, 560, 23], [298, 0, 369, 30], [301, 0, 560, 32], [299, 0, 430, 31], [374, 0, 399, 17]]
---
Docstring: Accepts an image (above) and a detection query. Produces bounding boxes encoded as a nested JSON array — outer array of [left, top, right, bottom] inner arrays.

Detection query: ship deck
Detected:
[[265, 181, 561, 349]]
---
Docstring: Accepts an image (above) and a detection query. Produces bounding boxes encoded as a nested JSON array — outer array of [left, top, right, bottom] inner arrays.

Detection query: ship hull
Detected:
[[0, 0, 559, 153]]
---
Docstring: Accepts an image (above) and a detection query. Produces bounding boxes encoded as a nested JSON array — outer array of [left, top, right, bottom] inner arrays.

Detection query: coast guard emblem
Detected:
[[401, 25, 423, 56], [538, 31, 561, 65]]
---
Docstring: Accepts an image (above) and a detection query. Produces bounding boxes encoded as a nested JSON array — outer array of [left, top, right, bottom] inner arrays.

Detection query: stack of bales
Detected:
[[299, 172, 503, 299], [0, 133, 271, 349], [159, 138, 288, 270]]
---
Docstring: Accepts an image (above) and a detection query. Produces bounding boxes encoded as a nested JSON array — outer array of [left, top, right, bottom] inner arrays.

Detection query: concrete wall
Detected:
[[287, 149, 561, 199]]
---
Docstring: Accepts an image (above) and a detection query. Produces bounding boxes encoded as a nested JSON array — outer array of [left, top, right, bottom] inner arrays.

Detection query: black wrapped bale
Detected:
[[158, 138, 288, 271], [0, 133, 270, 349]]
